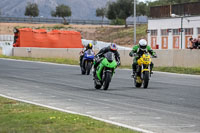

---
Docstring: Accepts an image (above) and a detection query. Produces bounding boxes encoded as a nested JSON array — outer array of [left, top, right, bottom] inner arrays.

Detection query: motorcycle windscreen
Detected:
[[104, 52, 115, 62], [84, 49, 95, 59]]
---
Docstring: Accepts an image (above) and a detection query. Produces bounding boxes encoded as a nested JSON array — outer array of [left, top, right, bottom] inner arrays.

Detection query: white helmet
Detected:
[[139, 39, 147, 50]]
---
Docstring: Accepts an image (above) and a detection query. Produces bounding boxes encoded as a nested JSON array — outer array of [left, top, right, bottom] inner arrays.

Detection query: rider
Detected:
[[79, 43, 93, 67], [93, 43, 121, 76], [129, 39, 157, 76]]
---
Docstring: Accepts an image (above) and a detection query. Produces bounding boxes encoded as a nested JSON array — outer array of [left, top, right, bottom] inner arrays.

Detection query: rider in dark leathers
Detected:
[[93, 43, 121, 77]]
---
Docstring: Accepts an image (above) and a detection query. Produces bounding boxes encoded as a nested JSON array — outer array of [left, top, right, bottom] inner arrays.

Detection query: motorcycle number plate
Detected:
[[144, 58, 149, 61]]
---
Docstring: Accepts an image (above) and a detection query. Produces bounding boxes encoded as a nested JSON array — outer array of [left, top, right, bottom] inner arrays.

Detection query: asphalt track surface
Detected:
[[0, 58, 200, 133]]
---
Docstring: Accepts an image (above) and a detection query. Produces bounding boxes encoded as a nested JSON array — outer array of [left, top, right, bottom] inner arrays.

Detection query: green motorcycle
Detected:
[[93, 52, 118, 90]]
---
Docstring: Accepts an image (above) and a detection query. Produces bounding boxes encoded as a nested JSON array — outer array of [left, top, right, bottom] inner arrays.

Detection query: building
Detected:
[[147, 2, 200, 49]]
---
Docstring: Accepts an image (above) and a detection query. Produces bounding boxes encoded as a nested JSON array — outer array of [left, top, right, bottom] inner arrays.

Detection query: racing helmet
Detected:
[[87, 43, 93, 49], [110, 43, 117, 51], [139, 39, 147, 50]]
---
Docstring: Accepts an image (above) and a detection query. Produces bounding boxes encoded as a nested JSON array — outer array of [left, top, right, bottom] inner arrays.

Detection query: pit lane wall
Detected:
[[13, 47, 200, 68]]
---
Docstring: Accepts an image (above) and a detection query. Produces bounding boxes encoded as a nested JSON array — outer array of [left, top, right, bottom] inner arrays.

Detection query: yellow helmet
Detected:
[[87, 43, 93, 49]]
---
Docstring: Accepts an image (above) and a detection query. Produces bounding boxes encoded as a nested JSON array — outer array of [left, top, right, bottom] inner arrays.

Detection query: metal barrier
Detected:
[[0, 16, 147, 25], [0, 35, 14, 41]]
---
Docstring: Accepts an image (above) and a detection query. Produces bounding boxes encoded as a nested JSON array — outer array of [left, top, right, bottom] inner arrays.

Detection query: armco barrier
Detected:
[[0, 35, 14, 41], [12, 48, 200, 67]]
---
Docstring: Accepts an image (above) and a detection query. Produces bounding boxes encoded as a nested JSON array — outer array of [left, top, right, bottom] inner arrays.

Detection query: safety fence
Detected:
[[0, 16, 147, 25], [0, 35, 14, 41]]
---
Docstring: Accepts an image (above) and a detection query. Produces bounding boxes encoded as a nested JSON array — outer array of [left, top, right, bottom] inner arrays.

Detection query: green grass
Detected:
[[1, 55, 200, 75], [0, 96, 138, 133], [153, 66, 200, 75], [0, 55, 79, 65], [119, 65, 200, 75]]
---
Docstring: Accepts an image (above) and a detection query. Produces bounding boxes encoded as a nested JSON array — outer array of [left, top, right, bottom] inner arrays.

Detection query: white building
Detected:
[[147, 2, 200, 49]]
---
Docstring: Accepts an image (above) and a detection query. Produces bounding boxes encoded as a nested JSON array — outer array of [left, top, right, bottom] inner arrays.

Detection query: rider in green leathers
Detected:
[[129, 39, 157, 76]]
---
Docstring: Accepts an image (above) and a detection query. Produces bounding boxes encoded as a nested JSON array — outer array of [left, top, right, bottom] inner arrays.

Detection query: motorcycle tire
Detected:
[[81, 67, 86, 75], [103, 72, 112, 90], [81, 60, 86, 75], [143, 71, 149, 88], [86, 61, 92, 75]]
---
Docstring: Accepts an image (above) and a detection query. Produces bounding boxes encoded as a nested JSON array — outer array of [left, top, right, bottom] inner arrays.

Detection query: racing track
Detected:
[[0, 58, 200, 133]]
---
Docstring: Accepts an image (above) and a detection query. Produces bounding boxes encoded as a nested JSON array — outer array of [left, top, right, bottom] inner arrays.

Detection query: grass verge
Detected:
[[0, 55, 200, 75], [153, 66, 200, 75], [119, 65, 200, 75], [0, 96, 138, 133], [0, 55, 79, 65]]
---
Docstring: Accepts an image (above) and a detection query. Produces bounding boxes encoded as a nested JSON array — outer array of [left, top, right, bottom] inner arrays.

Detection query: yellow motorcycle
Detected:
[[134, 53, 153, 88]]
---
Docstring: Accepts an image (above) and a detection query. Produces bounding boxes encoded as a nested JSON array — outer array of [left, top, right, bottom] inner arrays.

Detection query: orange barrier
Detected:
[[14, 28, 83, 48]]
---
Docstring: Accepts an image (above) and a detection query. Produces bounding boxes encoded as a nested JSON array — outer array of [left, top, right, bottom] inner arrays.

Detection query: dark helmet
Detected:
[[87, 43, 93, 49], [110, 43, 117, 51], [139, 39, 147, 50]]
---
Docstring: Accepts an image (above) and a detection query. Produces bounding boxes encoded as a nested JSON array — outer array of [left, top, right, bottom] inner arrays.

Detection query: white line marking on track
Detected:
[[154, 117, 161, 120], [109, 117, 124, 120], [138, 124, 195, 128], [0, 94, 154, 133]]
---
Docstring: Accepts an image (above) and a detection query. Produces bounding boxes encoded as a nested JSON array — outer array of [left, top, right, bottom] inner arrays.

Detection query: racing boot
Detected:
[[150, 62, 154, 74], [93, 67, 96, 80], [131, 63, 136, 78]]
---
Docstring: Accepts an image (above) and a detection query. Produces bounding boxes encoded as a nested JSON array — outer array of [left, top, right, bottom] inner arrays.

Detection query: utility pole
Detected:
[[180, 16, 183, 49], [134, 0, 137, 45]]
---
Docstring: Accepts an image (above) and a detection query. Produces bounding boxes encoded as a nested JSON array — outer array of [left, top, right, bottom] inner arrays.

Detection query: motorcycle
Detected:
[[93, 52, 118, 90], [133, 53, 154, 88], [81, 49, 95, 75]]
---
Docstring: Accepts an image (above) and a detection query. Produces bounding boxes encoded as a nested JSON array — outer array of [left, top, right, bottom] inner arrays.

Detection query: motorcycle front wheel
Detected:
[[81, 60, 86, 75], [103, 72, 112, 90], [143, 71, 149, 88], [86, 61, 92, 75]]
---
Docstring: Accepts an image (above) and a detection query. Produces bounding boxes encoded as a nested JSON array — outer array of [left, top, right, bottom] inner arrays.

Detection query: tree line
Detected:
[[24, 0, 200, 27]]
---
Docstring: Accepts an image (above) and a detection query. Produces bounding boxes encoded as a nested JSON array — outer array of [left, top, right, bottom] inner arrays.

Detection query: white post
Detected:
[[134, 0, 137, 45]]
